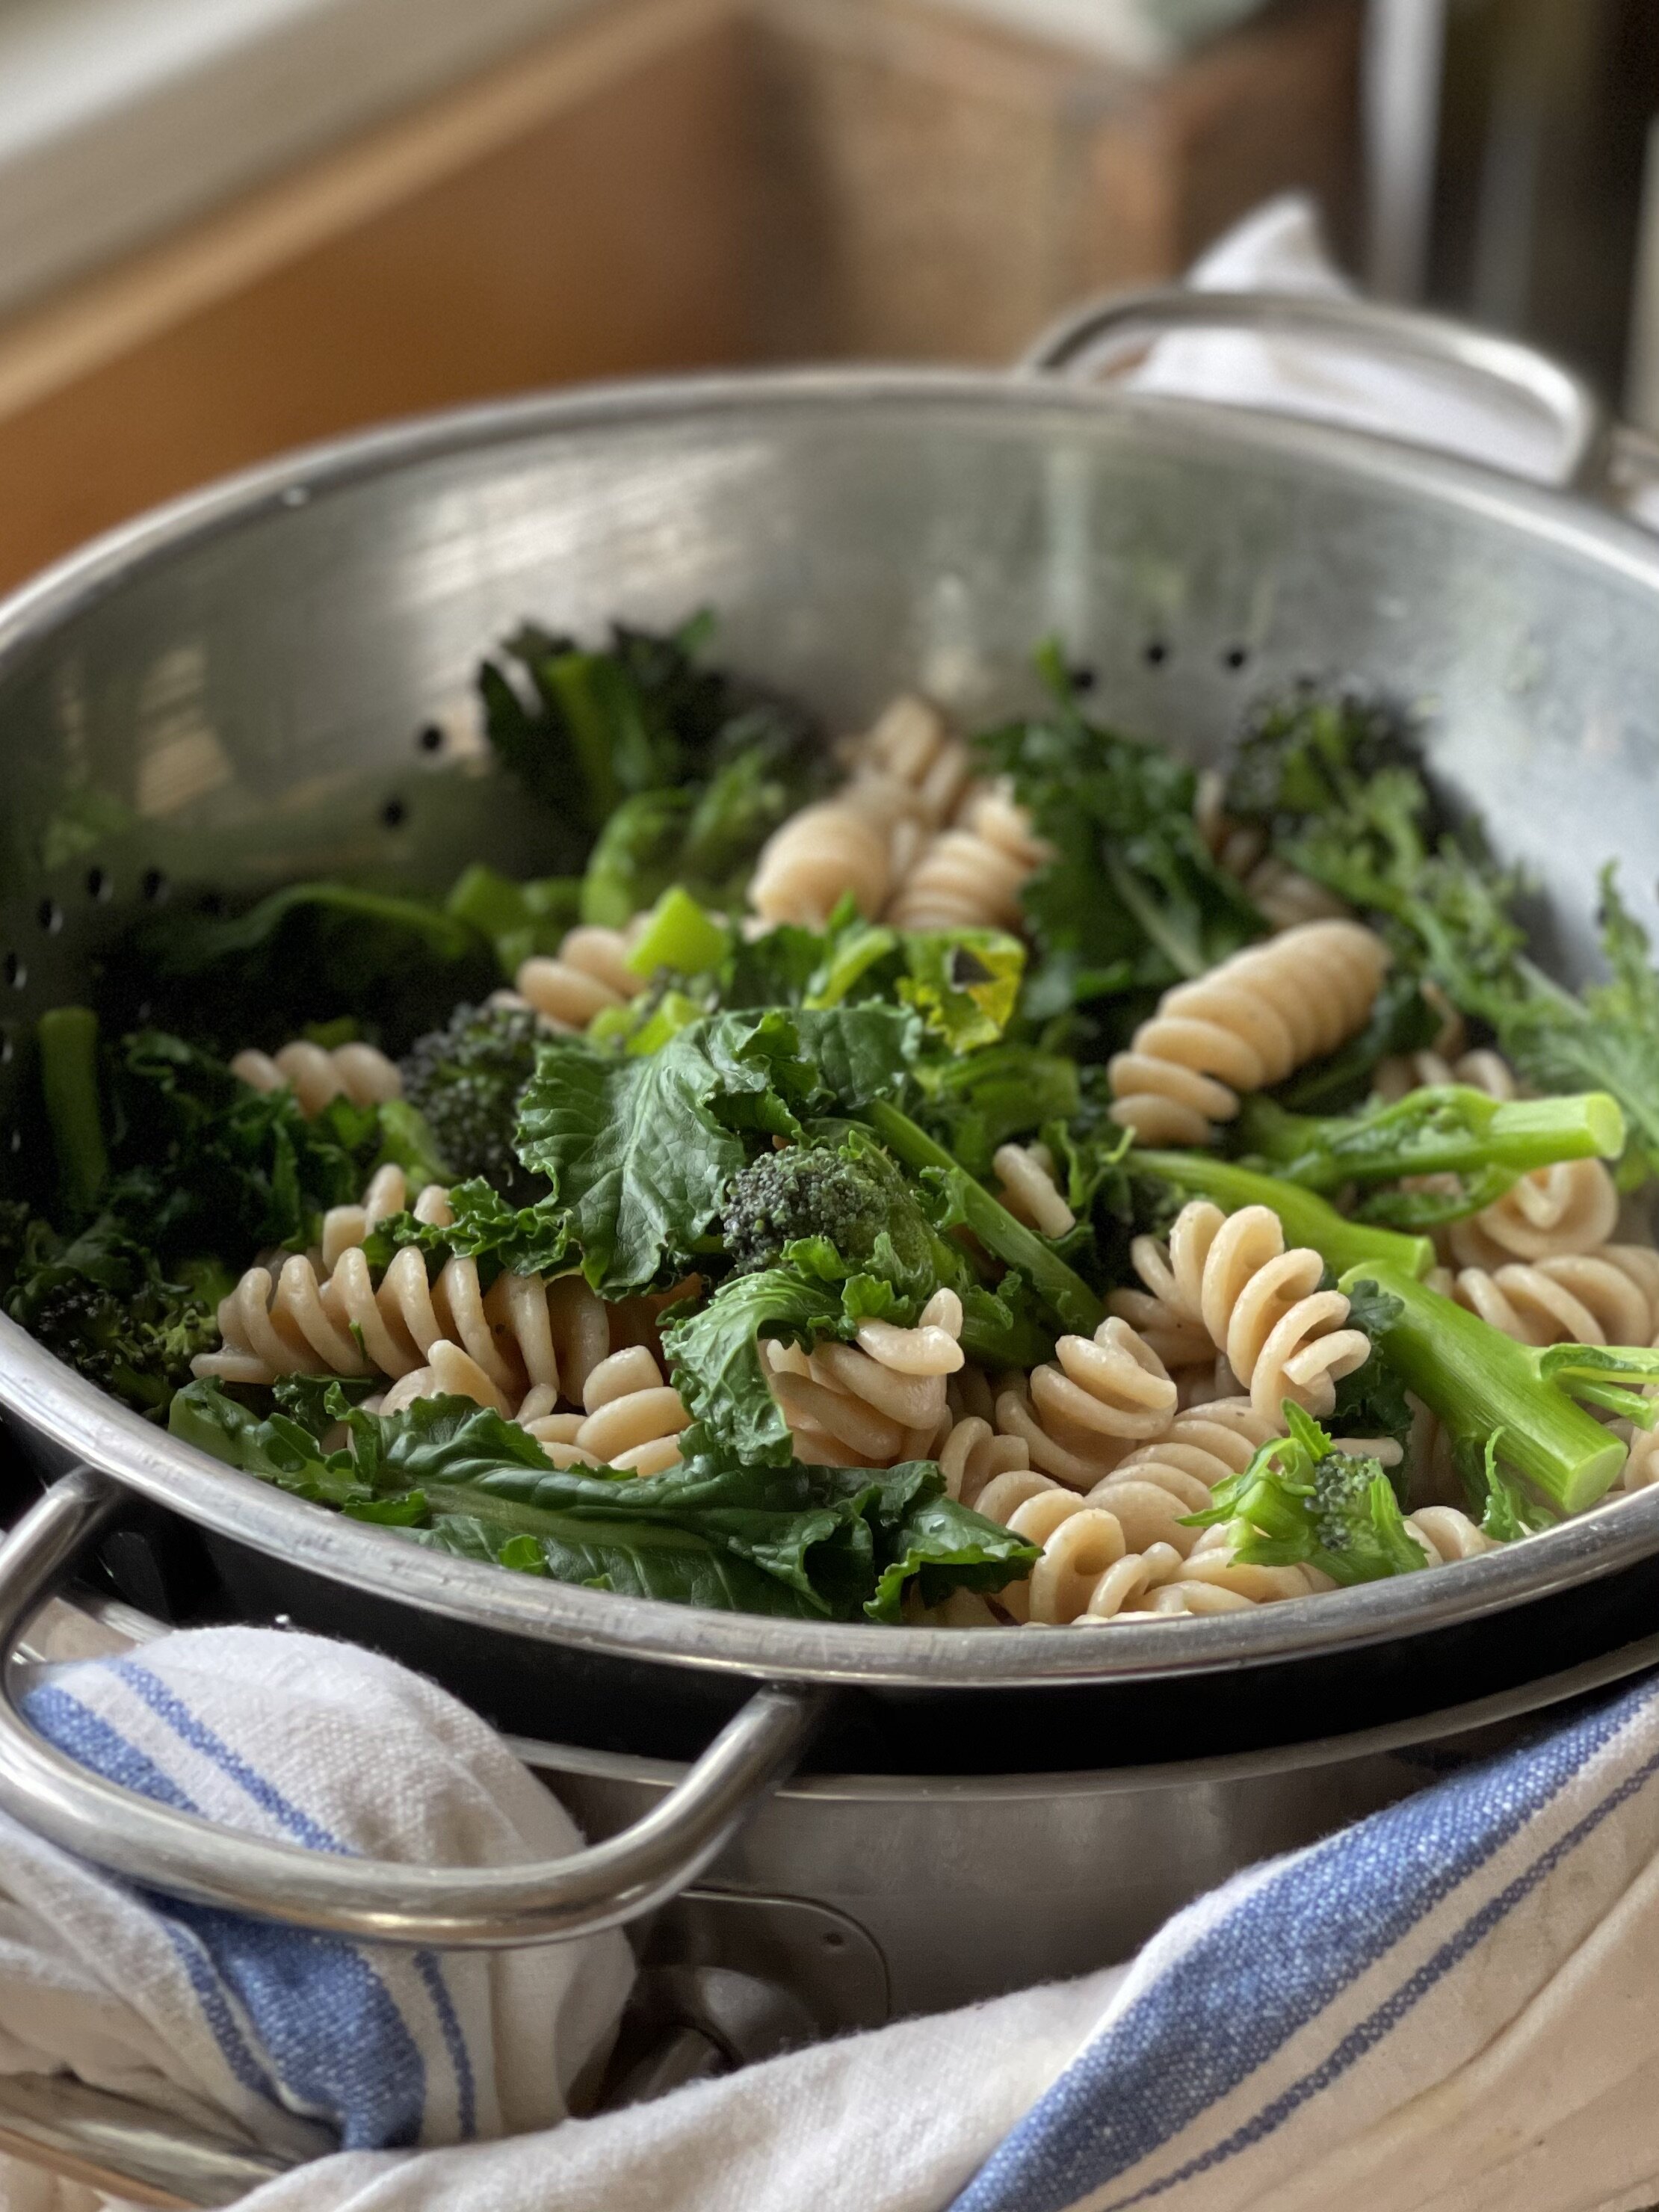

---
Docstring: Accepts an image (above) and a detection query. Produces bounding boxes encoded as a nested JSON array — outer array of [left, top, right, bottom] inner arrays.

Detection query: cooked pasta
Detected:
[[231, 1039, 402, 1115], [1445, 1156, 1621, 1267], [52, 609, 1659, 1639], [516, 921, 646, 1031], [991, 1317, 1178, 1489], [1451, 1247, 1659, 1347], [971, 1480, 1330, 1625], [767, 1288, 966, 1467], [884, 783, 1046, 933], [1107, 919, 1391, 1144], [1107, 1199, 1371, 1421], [992, 1142, 1075, 1238], [1403, 1506, 1498, 1566]]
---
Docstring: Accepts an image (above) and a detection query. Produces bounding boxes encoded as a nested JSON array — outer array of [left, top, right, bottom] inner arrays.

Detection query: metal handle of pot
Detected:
[[1021, 285, 1610, 495], [0, 1467, 824, 1948]]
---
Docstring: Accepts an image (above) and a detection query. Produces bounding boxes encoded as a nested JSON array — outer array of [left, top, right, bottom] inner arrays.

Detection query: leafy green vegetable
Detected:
[[481, 617, 824, 908], [1185, 1402, 1427, 1586], [129, 882, 498, 1057], [512, 1007, 918, 1295], [445, 865, 582, 977], [107, 1030, 387, 1263], [1226, 691, 1659, 1185], [1457, 1429, 1557, 1543], [663, 1265, 847, 1465], [1340, 1261, 1656, 1512], [1234, 1086, 1623, 1227], [862, 1097, 1105, 1337], [977, 642, 1265, 1016], [38, 1007, 108, 1217], [1, 1207, 219, 1416], [398, 1000, 546, 1202], [909, 1044, 1081, 1178], [1326, 1278, 1412, 1458], [172, 1382, 1037, 1622]]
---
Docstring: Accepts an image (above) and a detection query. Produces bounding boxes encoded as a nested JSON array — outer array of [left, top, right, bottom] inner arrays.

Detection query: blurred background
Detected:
[[0, 0, 1653, 591]]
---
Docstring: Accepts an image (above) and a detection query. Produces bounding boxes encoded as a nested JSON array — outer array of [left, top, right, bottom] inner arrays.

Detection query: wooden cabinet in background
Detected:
[[0, 0, 1361, 591]]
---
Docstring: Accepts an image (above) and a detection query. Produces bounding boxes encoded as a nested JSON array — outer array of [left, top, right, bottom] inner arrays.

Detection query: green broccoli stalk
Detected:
[[1234, 1086, 1624, 1228], [1338, 1260, 1659, 1511], [1184, 1402, 1427, 1585], [37, 1007, 109, 1220], [859, 1098, 1105, 1337], [1132, 1151, 1435, 1280]]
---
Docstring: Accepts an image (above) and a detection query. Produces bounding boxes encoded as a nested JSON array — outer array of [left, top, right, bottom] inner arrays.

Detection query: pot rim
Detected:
[[7, 364, 1659, 1692]]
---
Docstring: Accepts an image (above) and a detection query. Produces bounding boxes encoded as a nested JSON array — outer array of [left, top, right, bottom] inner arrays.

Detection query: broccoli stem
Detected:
[[38, 1007, 108, 1218], [1236, 1087, 1623, 1191], [862, 1099, 1105, 1336], [1337, 1260, 1630, 1512], [1134, 1151, 1434, 1279]]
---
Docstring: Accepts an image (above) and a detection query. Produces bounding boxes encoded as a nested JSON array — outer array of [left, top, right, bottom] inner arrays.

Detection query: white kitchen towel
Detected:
[[208, 1669, 1659, 2212], [0, 1626, 632, 2207]]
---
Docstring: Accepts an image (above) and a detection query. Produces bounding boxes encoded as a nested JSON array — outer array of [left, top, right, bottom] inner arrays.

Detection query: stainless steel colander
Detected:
[[2, 300, 1659, 2195]]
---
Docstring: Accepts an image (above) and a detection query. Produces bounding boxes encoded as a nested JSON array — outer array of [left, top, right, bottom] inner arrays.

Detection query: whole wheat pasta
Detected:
[[992, 1142, 1075, 1239], [230, 1038, 402, 1116], [747, 797, 895, 926], [1107, 919, 1391, 1145], [884, 784, 1046, 933], [1403, 1506, 1498, 1566], [516, 920, 646, 1031], [1445, 1156, 1620, 1267], [766, 1288, 965, 1467], [1109, 1199, 1371, 1422], [1081, 1397, 1283, 1555], [1451, 1247, 1659, 1348], [992, 1317, 1178, 1492]]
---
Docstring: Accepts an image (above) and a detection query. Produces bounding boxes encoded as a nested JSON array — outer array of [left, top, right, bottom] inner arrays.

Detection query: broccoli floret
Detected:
[[722, 1145, 895, 1277], [3, 1211, 218, 1417], [1187, 1403, 1427, 1586], [398, 1001, 545, 1202]]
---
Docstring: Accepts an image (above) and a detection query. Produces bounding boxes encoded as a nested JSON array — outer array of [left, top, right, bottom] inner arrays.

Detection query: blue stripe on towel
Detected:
[[953, 1676, 1659, 2212], [112, 1658, 478, 2140], [23, 1674, 434, 2148], [21, 1684, 280, 2104]]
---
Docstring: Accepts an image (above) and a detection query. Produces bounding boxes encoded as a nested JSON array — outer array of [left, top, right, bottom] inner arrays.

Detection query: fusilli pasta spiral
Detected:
[[1451, 1246, 1659, 1347], [1445, 1156, 1620, 1267], [767, 1289, 966, 1466], [1107, 919, 1391, 1145], [231, 1039, 402, 1116], [992, 1142, 1075, 1238], [991, 1317, 1178, 1489], [1107, 1199, 1371, 1421], [883, 784, 1046, 933], [516, 921, 646, 1031]]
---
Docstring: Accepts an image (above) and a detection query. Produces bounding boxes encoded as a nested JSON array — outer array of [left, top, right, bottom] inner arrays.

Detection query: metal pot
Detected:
[[4, 291, 1659, 1973]]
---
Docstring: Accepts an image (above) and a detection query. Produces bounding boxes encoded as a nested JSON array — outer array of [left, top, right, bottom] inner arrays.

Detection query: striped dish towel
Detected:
[[220, 1670, 1659, 2212], [0, 1626, 632, 2201]]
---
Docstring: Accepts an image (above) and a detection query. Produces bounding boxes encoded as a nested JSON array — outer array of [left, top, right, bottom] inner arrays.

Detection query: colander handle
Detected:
[[0, 1466, 824, 1947], [1020, 286, 1609, 496]]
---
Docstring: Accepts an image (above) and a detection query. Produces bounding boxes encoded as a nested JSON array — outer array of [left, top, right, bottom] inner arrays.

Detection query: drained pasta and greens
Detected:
[[6, 618, 1659, 1628]]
